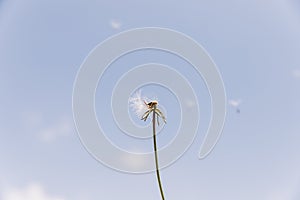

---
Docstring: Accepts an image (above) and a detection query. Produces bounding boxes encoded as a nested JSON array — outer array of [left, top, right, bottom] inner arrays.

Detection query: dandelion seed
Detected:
[[129, 90, 149, 119], [228, 99, 242, 114], [228, 99, 241, 107]]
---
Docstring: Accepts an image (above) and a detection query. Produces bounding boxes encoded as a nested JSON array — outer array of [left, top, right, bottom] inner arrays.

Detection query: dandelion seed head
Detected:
[[129, 90, 149, 119]]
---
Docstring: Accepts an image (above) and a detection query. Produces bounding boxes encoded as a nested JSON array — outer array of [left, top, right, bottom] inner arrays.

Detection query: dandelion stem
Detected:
[[152, 105, 166, 200]]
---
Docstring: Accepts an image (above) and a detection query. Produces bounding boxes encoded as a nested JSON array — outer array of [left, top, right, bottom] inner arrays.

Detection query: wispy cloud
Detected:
[[119, 149, 151, 171], [21, 112, 74, 143], [292, 69, 300, 78], [109, 19, 122, 30], [1, 183, 65, 200], [185, 99, 197, 108], [38, 117, 73, 143], [22, 111, 43, 129]]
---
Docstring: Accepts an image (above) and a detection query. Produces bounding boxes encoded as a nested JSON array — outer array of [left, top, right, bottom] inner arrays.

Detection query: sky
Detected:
[[1, 0, 300, 200]]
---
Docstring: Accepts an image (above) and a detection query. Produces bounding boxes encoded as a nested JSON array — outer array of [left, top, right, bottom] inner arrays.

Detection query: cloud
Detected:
[[185, 99, 197, 108], [1, 183, 65, 200], [292, 69, 300, 78], [119, 148, 152, 171], [21, 111, 43, 129], [21, 111, 74, 143], [228, 99, 242, 107], [265, 185, 297, 200], [109, 19, 122, 30], [38, 117, 73, 143]]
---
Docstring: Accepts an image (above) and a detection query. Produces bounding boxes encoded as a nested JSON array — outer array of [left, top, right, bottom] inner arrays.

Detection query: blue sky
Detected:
[[1, 0, 300, 200]]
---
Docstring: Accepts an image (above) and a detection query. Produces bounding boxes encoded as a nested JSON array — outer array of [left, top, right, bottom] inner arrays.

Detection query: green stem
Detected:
[[153, 106, 166, 200]]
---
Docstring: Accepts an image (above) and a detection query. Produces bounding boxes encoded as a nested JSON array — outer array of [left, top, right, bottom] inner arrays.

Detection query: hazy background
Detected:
[[1, 0, 300, 199]]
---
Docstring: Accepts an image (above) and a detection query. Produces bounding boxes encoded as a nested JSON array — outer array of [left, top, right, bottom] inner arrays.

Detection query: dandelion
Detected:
[[129, 90, 167, 200]]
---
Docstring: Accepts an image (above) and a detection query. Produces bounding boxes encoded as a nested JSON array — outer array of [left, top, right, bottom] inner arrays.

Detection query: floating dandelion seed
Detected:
[[228, 99, 242, 113], [129, 90, 167, 200]]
